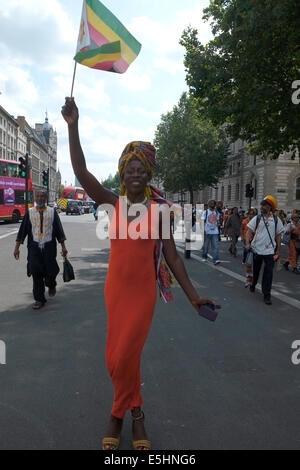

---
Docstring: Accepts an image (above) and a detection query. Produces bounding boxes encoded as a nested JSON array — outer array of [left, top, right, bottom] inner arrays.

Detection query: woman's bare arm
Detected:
[[61, 97, 118, 207], [159, 207, 214, 311]]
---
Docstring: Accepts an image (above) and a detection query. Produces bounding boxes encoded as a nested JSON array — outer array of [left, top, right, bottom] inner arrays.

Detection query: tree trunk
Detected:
[[189, 189, 194, 206]]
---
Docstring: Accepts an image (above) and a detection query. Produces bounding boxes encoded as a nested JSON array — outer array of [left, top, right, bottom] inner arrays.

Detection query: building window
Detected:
[[227, 185, 232, 201], [235, 183, 240, 201], [296, 177, 300, 200]]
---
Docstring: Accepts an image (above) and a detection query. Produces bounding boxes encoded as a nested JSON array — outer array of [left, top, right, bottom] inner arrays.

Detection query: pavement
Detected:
[[0, 214, 300, 450]]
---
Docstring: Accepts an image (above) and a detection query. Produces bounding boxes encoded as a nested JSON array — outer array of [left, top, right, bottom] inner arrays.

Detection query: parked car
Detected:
[[83, 201, 94, 214], [78, 201, 85, 214], [66, 200, 81, 215], [48, 202, 61, 213]]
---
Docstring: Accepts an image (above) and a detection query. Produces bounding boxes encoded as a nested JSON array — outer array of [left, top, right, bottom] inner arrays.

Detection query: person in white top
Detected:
[[245, 195, 284, 305], [201, 200, 221, 265]]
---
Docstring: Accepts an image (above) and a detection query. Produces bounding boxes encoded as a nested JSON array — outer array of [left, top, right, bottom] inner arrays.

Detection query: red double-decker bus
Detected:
[[0, 159, 34, 223], [61, 186, 87, 201]]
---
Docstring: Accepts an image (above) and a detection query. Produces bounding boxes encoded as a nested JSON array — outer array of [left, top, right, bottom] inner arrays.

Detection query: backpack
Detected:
[[255, 214, 278, 232]]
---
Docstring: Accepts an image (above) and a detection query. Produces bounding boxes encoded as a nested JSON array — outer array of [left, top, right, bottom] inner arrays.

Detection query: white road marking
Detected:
[[90, 263, 109, 268], [0, 230, 18, 240], [176, 246, 300, 310], [81, 248, 101, 251]]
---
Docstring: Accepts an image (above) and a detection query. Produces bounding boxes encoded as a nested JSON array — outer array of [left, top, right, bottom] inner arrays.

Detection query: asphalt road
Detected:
[[0, 214, 300, 450]]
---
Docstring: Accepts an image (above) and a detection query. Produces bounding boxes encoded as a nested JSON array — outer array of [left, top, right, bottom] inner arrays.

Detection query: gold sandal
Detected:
[[102, 437, 120, 450], [132, 412, 151, 450], [132, 439, 151, 450]]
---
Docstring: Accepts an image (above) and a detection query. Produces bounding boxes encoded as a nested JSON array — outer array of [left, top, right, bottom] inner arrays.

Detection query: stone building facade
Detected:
[[17, 116, 47, 192], [1, 102, 59, 202], [16, 126, 27, 161], [0, 105, 18, 161], [35, 114, 58, 203], [17, 114, 58, 202], [207, 141, 300, 212], [168, 139, 300, 212]]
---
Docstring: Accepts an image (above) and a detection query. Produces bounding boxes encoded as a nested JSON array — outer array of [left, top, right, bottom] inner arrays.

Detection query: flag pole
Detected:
[[70, 61, 77, 98]]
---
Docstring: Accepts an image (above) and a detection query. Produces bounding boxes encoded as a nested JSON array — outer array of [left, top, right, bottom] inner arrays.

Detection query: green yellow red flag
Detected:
[[74, 0, 141, 73]]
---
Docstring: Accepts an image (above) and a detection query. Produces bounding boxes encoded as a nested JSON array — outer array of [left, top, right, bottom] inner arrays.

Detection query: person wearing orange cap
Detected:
[[245, 195, 284, 305]]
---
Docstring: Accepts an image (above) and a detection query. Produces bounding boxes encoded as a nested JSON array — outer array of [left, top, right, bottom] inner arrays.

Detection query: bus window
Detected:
[[15, 190, 25, 204], [0, 162, 7, 176], [8, 163, 19, 178]]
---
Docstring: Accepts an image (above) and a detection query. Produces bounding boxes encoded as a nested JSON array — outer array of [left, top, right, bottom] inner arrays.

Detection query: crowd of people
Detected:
[[13, 94, 299, 448], [197, 197, 300, 305]]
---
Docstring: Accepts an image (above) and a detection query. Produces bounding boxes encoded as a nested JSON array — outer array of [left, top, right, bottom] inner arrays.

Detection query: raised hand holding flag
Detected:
[[70, 0, 142, 95]]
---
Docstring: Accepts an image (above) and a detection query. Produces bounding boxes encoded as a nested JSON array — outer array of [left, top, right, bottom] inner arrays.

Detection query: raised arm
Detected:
[[61, 97, 118, 207]]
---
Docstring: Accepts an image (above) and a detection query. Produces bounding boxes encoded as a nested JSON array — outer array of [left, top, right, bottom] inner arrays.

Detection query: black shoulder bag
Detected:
[[261, 214, 278, 254], [63, 256, 75, 282]]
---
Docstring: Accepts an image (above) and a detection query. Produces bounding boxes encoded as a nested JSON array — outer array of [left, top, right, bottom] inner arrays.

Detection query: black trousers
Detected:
[[230, 233, 239, 255], [252, 254, 275, 299], [32, 273, 57, 303]]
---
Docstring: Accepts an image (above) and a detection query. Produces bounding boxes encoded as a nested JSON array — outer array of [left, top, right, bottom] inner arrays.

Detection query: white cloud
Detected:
[[0, 65, 39, 116], [130, 5, 211, 54], [51, 74, 111, 110], [0, 0, 76, 68], [119, 66, 151, 91], [153, 57, 184, 75], [129, 4, 212, 75]]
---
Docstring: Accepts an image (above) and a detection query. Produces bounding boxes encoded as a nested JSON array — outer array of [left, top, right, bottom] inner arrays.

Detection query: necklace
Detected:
[[127, 197, 148, 207]]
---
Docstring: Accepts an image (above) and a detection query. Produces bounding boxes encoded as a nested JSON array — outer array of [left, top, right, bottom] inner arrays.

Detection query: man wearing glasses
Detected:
[[245, 195, 284, 305]]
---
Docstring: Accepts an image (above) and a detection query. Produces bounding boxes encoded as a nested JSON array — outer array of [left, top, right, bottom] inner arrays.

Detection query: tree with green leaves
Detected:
[[154, 93, 228, 204], [180, 0, 300, 159], [57, 184, 64, 198], [102, 172, 120, 196]]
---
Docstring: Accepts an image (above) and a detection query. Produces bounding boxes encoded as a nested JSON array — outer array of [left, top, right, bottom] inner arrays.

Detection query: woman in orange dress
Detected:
[[62, 98, 215, 451]]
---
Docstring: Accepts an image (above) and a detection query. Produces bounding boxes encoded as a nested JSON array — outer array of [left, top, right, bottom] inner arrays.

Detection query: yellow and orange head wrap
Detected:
[[262, 195, 277, 212], [118, 141, 156, 198]]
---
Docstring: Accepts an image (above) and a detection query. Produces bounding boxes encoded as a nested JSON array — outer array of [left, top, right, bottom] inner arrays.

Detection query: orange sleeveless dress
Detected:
[[104, 199, 158, 419]]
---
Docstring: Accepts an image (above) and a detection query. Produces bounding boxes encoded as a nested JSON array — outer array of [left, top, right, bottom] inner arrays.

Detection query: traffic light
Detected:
[[245, 184, 254, 198], [42, 169, 49, 187], [19, 156, 27, 178]]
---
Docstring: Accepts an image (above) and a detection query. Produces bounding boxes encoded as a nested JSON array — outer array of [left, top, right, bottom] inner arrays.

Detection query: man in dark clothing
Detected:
[[225, 207, 241, 257], [14, 190, 68, 309]]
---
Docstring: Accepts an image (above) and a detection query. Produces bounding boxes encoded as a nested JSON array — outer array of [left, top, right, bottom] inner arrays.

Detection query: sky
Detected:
[[0, 0, 212, 186]]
